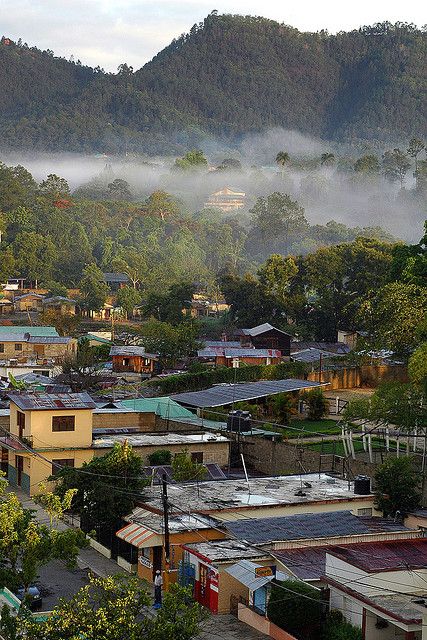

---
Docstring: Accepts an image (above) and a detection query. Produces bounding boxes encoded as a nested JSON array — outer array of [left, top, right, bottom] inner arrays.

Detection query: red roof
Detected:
[[328, 539, 427, 572]]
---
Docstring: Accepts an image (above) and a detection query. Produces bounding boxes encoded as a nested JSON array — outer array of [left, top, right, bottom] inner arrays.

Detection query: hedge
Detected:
[[150, 361, 309, 394]]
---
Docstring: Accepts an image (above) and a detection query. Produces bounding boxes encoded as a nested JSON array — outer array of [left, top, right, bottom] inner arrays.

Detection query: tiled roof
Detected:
[[8, 392, 96, 411]]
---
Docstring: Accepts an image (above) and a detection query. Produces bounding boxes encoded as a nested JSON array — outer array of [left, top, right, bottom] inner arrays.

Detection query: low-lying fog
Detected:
[[2, 128, 425, 242]]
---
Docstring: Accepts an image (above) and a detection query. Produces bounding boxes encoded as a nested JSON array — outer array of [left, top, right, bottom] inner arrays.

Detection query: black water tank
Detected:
[[227, 410, 252, 433], [354, 475, 371, 495]]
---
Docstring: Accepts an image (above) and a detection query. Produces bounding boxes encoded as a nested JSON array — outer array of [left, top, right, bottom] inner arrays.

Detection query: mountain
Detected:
[[0, 15, 426, 153]]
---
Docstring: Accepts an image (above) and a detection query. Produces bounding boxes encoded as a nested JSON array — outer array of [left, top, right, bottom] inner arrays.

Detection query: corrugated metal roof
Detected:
[[328, 539, 427, 572], [273, 546, 329, 580], [226, 559, 291, 590], [171, 379, 327, 408], [8, 391, 96, 411], [0, 326, 59, 337], [243, 323, 291, 337], [120, 396, 194, 419], [292, 348, 344, 363], [184, 540, 267, 562], [198, 347, 281, 358], [225, 511, 412, 544], [110, 346, 158, 359], [103, 272, 129, 283], [27, 336, 71, 344]]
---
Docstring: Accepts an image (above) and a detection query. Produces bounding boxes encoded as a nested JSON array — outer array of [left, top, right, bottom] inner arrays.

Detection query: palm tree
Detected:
[[320, 152, 335, 167], [276, 151, 290, 176]]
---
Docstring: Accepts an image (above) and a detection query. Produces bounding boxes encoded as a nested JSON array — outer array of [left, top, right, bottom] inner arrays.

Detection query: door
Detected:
[[16, 455, 24, 487]]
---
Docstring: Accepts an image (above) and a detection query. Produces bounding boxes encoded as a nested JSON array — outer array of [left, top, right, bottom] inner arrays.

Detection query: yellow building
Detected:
[[3, 392, 96, 494], [204, 187, 246, 212]]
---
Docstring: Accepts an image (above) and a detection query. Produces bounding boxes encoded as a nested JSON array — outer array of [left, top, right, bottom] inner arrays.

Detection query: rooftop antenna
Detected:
[[240, 452, 250, 496]]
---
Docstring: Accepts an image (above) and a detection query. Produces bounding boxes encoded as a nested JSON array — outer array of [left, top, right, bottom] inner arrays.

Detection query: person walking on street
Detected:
[[154, 570, 163, 608]]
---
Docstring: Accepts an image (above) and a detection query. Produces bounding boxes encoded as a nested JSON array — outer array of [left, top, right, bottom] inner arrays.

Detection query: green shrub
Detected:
[[302, 388, 329, 420], [267, 580, 322, 640], [148, 450, 172, 466], [322, 611, 363, 640]]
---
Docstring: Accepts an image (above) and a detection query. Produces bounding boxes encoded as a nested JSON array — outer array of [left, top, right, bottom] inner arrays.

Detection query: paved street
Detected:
[[198, 615, 268, 639]]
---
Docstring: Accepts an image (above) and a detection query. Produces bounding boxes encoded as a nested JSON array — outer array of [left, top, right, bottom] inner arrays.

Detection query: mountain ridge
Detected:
[[0, 15, 426, 153]]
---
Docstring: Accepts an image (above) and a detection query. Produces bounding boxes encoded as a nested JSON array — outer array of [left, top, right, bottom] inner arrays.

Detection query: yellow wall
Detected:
[[10, 402, 93, 448], [0, 340, 75, 360], [9, 448, 93, 495], [136, 528, 226, 582]]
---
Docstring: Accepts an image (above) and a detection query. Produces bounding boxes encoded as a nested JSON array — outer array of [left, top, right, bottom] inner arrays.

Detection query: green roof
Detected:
[[86, 334, 112, 344], [121, 396, 195, 420], [0, 326, 59, 337]]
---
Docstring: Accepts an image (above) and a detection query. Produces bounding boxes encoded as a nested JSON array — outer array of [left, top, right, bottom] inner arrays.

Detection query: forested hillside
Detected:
[[0, 15, 426, 153]]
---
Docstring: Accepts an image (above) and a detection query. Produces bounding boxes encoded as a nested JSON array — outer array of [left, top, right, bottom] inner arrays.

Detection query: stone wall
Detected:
[[307, 364, 408, 389]]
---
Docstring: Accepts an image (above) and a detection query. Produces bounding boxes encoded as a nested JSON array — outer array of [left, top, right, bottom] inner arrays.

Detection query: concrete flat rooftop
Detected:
[[142, 473, 371, 515], [92, 432, 229, 448]]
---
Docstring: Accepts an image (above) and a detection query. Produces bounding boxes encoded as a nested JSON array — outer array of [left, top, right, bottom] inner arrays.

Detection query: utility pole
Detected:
[[162, 474, 170, 591]]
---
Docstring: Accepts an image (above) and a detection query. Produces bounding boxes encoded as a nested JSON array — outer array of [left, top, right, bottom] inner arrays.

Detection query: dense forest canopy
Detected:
[[0, 15, 426, 153]]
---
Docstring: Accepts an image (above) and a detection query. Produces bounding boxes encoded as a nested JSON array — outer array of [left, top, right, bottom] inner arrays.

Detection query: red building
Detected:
[[110, 346, 159, 376]]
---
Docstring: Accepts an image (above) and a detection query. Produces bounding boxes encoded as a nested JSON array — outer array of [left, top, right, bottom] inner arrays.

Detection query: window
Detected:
[[52, 416, 75, 432], [51, 459, 74, 475], [191, 452, 203, 464], [14, 343, 22, 351], [357, 508, 372, 516], [0, 344, 4, 353]]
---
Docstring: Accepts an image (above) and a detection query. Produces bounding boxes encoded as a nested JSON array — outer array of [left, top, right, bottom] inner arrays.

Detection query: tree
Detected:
[[135, 319, 200, 367], [357, 282, 427, 356], [34, 484, 77, 529], [38, 174, 70, 199], [320, 152, 335, 166], [323, 610, 363, 640], [39, 308, 80, 337], [116, 286, 142, 318], [408, 343, 427, 392], [258, 254, 298, 309], [407, 137, 425, 173], [13, 231, 57, 286], [143, 282, 195, 324], [79, 263, 109, 312], [144, 190, 181, 221], [354, 154, 380, 175], [59, 339, 106, 391], [374, 457, 421, 518], [18, 577, 204, 640], [250, 192, 308, 253], [107, 178, 132, 201], [302, 388, 329, 420], [267, 579, 322, 640], [174, 150, 208, 171], [53, 442, 146, 539], [57, 222, 93, 285], [44, 281, 68, 297], [172, 450, 207, 482], [112, 247, 147, 289], [382, 148, 411, 188], [276, 151, 290, 176]]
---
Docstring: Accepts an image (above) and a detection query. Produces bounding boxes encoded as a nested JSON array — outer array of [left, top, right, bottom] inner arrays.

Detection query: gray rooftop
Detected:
[[198, 347, 281, 358], [125, 507, 220, 534], [103, 272, 129, 283], [184, 540, 268, 563], [143, 473, 372, 515], [242, 323, 291, 337], [226, 510, 414, 544], [8, 392, 96, 411], [171, 379, 326, 408], [110, 345, 158, 359], [292, 348, 344, 363], [92, 432, 229, 449], [0, 326, 59, 337], [226, 559, 292, 590]]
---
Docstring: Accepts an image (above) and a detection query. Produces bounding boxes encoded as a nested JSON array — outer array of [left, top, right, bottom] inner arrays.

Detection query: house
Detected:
[[181, 540, 273, 613], [2, 392, 97, 494], [197, 344, 282, 368], [188, 295, 230, 319], [236, 323, 291, 358], [86, 332, 112, 347], [110, 346, 159, 376], [337, 330, 369, 350], [103, 272, 129, 290], [204, 187, 246, 212], [2, 278, 26, 291], [116, 508, 226, 582], [0, 392, 229, 495], [0, 332, 77, 379], [0, 298, 13, 315], [42, 296, 77, 315], [139, 473, 379, 525], [325, 539, 427, 640], [13, 293, 45, 312]]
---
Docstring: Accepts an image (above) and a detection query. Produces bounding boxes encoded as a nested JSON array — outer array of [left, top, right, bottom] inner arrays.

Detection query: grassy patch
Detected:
[[307, 436, 398, 456], [282, 419, 342, 438]]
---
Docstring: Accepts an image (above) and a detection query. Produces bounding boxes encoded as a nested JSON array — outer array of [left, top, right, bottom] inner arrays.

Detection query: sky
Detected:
[[1, 0, 425, 71]]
